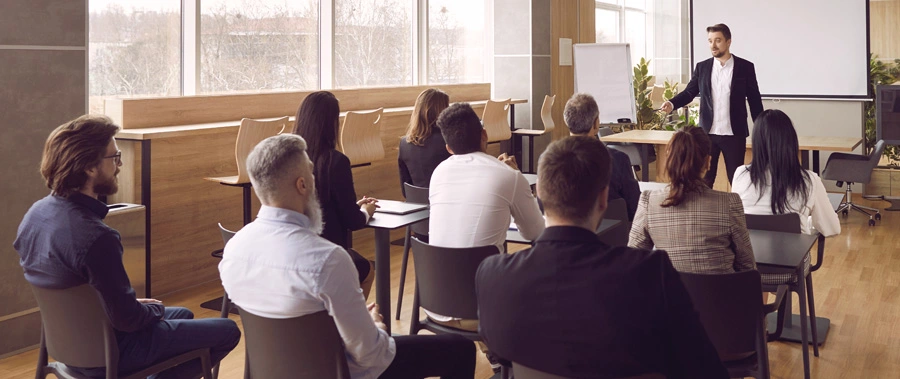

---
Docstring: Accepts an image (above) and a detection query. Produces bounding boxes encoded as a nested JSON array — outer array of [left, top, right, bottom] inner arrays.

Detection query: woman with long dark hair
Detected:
[[628, 127, 756, 274], [398, 89, 451, 194], [293, 91, 377, 296], [732, 110, 840, 284]]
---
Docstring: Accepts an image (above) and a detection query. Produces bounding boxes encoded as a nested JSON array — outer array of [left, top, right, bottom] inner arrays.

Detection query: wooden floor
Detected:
[[2, 195, 899, 379]]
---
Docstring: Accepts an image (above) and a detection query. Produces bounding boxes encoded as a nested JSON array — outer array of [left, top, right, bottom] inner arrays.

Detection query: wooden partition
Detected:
[[107, 84, 504, 296]]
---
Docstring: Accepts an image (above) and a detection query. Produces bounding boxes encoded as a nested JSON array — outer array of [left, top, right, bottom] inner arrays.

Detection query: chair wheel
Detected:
[[869, 219, 876, 226], [875, 213, 882, 221]]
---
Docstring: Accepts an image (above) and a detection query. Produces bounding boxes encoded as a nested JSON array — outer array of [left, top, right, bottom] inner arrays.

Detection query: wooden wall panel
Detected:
[[871, 0, 900, 61], [106, 83, 491, 129], [550, 0, 596, 142]]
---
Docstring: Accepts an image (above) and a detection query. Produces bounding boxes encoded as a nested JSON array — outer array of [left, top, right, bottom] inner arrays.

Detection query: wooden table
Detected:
[[366, 209, 430, 333], [600, 130, 863, 181], [750, 229, 821, 379]]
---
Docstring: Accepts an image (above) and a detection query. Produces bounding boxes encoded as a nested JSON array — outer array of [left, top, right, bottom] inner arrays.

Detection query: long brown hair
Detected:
[[405, 89, 449, 146], [662, 127, 711, 207], [292, 91, 340, 203], [41, 115, 120, 198]]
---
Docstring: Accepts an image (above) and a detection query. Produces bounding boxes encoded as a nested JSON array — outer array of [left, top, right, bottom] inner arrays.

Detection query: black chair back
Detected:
[[745, 213, 801, 234], [32, 284, 115, 370], [403, 183, 430, 236], [239, 308, 351, 379], [410, 237, 497, 320], [678, 271, 763, 361], [604, 198, 628, 221]]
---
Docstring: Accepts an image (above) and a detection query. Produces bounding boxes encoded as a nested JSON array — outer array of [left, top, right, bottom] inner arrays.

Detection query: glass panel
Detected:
[[89, 0, 181, 114], [596, 0, 620, 5], [595, 8, 619, 43], [625, 10, 646, 67], [428, 0, 485, 84], [334, 0, 413, 87], [200, 0, 319, 94], [624, 0, 645, 10]]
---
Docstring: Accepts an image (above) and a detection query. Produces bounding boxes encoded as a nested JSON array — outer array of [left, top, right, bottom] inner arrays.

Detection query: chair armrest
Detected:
[[211, 249, 224, 259], [810, 234, 825, 272], [765, 285, 789, 342]]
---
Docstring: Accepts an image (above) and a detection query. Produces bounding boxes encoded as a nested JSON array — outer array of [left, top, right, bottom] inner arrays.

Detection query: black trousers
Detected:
[[379, 334, 476, 379], [705, 134, 747, 188]]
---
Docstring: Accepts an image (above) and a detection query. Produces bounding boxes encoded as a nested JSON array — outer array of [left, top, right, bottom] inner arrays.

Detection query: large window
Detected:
[[201, 0, 319, 93], [88, 0, 488, 104], [428, 0, 486, 84], [595, 0, 689, 84], [334, 0, 413, 87], [88, 0, 180, 113]]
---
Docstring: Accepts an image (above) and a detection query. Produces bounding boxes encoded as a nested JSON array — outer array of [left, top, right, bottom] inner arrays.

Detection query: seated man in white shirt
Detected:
[[427, 103, 546, 371], [219, 134, 475, 379], [429, 102, 545, 252]]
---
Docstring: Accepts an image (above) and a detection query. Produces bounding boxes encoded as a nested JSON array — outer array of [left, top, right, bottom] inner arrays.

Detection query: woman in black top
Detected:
[[398, 89, 451, 195], [292, 91, 377, 297]]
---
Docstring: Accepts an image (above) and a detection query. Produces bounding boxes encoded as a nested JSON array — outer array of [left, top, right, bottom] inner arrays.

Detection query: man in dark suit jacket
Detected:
[[564, 93, 640, 220], [664, 23, 763, 187], [475, 136, 727, 378]]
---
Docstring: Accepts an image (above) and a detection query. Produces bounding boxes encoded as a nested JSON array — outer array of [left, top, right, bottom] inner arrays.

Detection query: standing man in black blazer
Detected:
[[663, 23, 763, 187]]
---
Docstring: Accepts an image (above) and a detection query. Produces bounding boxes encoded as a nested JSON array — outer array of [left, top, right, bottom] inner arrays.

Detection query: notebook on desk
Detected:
[[374, 200, 428, 215]]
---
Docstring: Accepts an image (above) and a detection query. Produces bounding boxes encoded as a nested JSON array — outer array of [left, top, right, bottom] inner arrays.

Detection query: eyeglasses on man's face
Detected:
[[103, 151, 123, 165]]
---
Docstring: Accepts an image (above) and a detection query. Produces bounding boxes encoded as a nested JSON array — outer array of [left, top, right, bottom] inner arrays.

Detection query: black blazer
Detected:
[[319, 149, 367, 249], [475, 226, 728, 379], [398, 129, 451, 196], [608, 149, 640, 220], [669, 55, 764, 138]]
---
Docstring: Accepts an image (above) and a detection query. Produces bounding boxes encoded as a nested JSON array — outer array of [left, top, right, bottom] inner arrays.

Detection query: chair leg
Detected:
[[200, 349, 214, 379], [807, 274, 820, 357], [35, 329, 47, 379], [797, 275, 811, 379], [244, 349, 251, 379], [395, 227, 412, 320], [219, 292, 231, 318]]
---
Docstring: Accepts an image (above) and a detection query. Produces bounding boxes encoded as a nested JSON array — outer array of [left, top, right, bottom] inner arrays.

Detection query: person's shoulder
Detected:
[[477, 249, 525, 280]]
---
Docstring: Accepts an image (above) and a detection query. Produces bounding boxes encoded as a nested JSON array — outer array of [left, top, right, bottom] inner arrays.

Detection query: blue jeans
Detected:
[[76, 307, 241, 379]]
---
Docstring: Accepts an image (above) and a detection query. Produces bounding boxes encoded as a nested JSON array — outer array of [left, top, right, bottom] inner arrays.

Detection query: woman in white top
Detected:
[[732, 109, 841, 283]]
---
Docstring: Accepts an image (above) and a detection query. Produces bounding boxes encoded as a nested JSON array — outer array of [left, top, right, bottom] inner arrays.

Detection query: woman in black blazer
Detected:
[[398, 89, 451, 195], [293, 91, 377, 297]]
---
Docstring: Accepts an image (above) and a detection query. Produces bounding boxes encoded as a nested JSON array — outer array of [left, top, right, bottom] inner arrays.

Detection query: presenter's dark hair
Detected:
[[538, 136, 612, 223], [744, 109, 810, 214], [292, 91, 340, 203], [707, 23, 731, 40], [663, 127, 711, 207], [437, 103, 483, 155], [41, 115, 120, 198]]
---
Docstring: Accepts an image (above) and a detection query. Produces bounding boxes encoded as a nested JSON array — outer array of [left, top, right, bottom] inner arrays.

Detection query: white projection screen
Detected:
[[691, 0, 869, 98]]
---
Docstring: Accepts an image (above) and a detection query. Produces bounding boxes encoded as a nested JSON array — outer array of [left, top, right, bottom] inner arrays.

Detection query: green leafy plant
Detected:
[[632, 58, 662, 130], [659, 79, 699, 131], [866, 55, 900, 166]]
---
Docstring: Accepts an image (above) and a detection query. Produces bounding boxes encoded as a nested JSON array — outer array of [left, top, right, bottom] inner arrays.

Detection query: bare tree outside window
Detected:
[[428, 0, 485, 84], [334, 0, 412, 88], [88, 0, 181, 114], [201, 0, 319, 93]]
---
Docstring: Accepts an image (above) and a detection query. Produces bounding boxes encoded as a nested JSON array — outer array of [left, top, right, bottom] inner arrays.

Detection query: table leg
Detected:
[[509, 104, 519, 160], [242, 185, 252, 226], [801, 149, 810, 171], [141, 140, 152, 297], [640, 144, 650, 182], [813, 151, 820, 174], [374, 228, 392, 333]]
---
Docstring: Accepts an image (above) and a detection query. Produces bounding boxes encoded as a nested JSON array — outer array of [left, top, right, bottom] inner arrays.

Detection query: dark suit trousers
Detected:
[[704, 134, 746, 188]]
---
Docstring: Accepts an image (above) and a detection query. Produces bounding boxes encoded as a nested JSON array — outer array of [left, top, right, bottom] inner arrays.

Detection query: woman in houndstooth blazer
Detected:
[[628, 127, 756, 274]]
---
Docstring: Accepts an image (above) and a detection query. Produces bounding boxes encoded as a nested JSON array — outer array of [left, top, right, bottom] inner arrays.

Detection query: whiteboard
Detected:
[[573, 43, 637, 124], [691, 0, 868, 98]]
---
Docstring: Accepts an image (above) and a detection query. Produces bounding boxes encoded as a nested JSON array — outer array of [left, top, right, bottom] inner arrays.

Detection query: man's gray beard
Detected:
[[305, 191, 325, 235]]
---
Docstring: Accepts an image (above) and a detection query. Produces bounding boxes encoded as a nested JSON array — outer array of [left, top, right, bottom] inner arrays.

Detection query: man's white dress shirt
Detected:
[[709, 56, 735, 136], [428, 151, 545, 253], [219, 206, 395, 379]]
